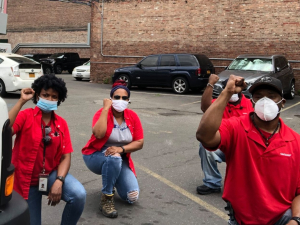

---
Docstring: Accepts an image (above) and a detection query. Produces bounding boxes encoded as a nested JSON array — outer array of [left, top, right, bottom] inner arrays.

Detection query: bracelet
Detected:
[[121, 146, 125, 154], [207, 83, 214, 88]]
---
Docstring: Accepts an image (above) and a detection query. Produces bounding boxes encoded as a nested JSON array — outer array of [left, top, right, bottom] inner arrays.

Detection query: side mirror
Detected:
[[137, 63, 142, 69], [224, 66, 228, 70]]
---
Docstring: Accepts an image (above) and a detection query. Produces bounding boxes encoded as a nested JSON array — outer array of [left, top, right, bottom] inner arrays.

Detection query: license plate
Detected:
[[77, 74, 83, 77], [29, 73, 35, 78], [207, 70, 210, 74]]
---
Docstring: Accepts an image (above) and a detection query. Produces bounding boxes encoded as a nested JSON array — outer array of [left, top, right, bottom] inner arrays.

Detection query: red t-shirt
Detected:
[[211, 94, 253, 119], [217, 113, 300, 225], [82, 107, 143, 176], [12, 107, 73, 199]]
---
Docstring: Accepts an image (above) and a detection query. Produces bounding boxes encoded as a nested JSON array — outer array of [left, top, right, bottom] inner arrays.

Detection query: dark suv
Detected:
[[213, 55, 295, 99], [113, 53, 215, 94]]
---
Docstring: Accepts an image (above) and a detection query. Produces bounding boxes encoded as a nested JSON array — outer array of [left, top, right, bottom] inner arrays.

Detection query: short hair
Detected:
[[31, 74, 67, 106]]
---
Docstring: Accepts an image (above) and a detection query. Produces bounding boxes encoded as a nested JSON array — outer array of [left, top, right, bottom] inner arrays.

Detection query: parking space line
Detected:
[[179, 100, 201, 106], [130, 91, 201, 98], [281, 102, 300, 113], [135, 163, 228, 221]]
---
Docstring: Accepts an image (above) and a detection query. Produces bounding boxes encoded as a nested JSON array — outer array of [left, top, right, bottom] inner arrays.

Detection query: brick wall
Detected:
[[2, 0, 91, 56], [90, 0, 300, 93]]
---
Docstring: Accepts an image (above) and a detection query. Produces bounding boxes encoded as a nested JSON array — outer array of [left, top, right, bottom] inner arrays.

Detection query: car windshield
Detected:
[[228, 58, 273, 72], [49, 53, 64, 59], [84, 61, 90, 66], [7, 57, 39, 64]]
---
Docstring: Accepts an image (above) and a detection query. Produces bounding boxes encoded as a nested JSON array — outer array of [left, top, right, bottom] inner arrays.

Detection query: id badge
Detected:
[[38, 174, 49, 192]]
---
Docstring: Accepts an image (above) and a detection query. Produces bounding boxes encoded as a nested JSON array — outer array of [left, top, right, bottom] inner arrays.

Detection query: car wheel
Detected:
[[55, 65, 62, 74], [44, 67, 52, 75], [172, 77, 189, 94], [117, 74, 131, 88], [0, 80, 7, 97], [75, 78, 83, 81], [285, 81, 295, 99]]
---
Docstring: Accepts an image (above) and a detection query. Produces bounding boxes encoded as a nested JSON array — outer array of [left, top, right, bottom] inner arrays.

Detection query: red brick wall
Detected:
[[2, 0, 91, 56], [90, 0, 300, 93]]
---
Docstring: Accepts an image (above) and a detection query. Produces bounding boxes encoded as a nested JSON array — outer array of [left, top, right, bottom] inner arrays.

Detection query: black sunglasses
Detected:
[[42, 126, 52, 146], [113, 95, 129, 100]]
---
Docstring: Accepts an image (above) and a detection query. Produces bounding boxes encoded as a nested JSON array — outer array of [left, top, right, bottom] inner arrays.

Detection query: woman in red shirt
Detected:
[[82, 80, 144, 218], [9, 74, 86, 225]]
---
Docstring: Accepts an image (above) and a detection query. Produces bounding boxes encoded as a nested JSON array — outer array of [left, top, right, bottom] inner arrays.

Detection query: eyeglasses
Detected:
[[113, 95, 129, 101], [42, 126, 52, 146]]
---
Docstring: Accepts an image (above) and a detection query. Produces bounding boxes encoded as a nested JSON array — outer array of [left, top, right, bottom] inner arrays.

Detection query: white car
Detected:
[[0, 53, 43, 97], [72, 60, 90, 81]]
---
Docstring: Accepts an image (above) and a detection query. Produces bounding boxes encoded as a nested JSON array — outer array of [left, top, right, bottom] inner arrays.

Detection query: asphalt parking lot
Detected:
[[3, 74, 300, 225]]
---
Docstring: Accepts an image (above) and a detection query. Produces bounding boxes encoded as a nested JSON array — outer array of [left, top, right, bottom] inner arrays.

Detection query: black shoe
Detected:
[[197, 185, 221, 195]]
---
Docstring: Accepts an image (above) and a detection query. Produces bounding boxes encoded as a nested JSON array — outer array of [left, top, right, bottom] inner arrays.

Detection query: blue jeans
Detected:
[[83, 151, 139, 203], [26, 171, 86, 225], [229, 208, 292, 225], [199, 142, 226, 189]]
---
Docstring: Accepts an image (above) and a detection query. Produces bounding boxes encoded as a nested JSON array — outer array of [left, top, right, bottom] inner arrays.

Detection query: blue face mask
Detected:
[[37, 97, 58, 113]]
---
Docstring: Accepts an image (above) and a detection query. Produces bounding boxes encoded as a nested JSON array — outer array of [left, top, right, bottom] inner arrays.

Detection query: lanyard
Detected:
[[41, 122, 48, 174]]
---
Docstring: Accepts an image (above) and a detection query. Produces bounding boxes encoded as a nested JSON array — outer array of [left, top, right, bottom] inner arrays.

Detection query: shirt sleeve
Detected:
[[218, 117, 239, 156], [62, 120, 73, 154], [92, 109, 103, 127], [132, 112, 144, 141], [296, 168, 300, 195], [12, 110, 27, 134]]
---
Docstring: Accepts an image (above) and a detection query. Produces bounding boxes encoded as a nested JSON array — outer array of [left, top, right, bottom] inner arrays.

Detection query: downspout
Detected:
[[12, 23, 91, 53]]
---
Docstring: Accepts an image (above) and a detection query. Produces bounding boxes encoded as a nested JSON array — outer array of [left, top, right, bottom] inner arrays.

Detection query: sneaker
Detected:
[[196, 185, 221, 195], [99, 193, 118, 218]]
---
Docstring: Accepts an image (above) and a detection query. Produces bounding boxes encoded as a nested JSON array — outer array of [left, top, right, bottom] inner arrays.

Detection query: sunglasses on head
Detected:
[[113, 95, 129, 100], [42, 126, 52, 146]]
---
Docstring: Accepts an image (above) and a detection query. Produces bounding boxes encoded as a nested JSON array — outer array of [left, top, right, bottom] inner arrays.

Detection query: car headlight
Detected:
[[73, 68, 76, 72], [86, 69, 90, 72]]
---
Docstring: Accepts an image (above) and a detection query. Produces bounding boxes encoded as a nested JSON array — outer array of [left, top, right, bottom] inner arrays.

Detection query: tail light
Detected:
[[11, 66, 20, 77], [197, 68, 201, 76], [5, 173, 14, 196]]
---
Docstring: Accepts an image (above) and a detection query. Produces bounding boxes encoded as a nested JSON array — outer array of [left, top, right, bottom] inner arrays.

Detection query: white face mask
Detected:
[[229, 94, 239, 102], [252, 97, 282, 121], [112, 99, 128, 112]]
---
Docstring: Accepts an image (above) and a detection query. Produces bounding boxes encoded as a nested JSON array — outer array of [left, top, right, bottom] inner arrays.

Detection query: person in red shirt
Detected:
[[196, 75, 300, 225], [197, 74, 253, 195], [82, 80, 144, 218], [8, 74, 86, 225]]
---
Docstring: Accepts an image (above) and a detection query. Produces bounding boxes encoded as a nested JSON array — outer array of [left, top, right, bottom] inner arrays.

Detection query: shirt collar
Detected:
[[242, 112, 295, 142]]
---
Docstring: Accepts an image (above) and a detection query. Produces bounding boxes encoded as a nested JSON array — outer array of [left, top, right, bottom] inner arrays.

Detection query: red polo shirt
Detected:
[[211, 94, 253, 119], [82, 107, 143, 176], [217, 113, 300, 225], [12, 107, 73, 199]]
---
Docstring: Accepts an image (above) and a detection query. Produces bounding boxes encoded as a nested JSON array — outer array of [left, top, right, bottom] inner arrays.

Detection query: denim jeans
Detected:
[[228, 208, 292, 225], [26, 171, 86, 225], [83, 151, 139, 203], [199, 142, 226, 189]]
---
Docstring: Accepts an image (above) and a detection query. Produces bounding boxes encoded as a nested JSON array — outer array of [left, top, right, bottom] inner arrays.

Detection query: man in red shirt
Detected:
[[197, 74, 253, 195], [196, 75, 300, 225]]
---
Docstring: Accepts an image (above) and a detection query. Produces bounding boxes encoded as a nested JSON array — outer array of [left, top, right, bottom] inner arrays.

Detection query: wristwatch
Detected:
[[291, 217, 300, 225], [120, 146, 125, 154], [56, 176, 65, 184]]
